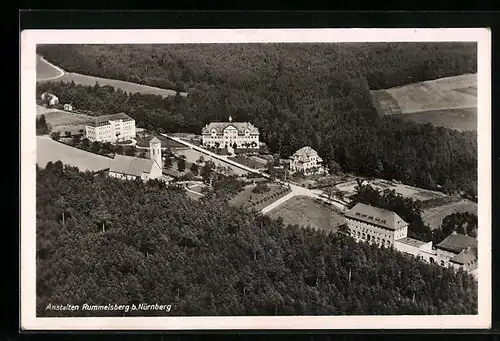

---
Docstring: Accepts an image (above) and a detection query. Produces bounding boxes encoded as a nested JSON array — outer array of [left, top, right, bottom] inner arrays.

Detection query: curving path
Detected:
[[162, 134, 348, 213], [36, 55, 65, 81]]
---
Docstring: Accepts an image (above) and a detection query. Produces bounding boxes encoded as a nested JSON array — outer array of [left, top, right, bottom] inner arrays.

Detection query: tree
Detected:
[[90, 142, 101, 154], [197, 156, 205, 164], [81, 138, 91, 149], [440, 212, 478, 237], [177, 158, 186, 172], [72, 134, 81, 145], [164, 157, 173, 169], [50, 131, 61, 141], [125, 147, 136, 156], [64, 131, 71, 137], [190, 163, 199, 176], [36, 115, 49, 135]]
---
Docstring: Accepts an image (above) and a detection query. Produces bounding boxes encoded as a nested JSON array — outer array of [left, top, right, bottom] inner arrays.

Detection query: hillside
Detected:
[[36, 165, 478, 316], [36, 43, 478, 196]]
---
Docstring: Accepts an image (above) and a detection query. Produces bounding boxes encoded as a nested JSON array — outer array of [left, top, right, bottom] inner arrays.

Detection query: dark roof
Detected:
[[109, 154, 154, 177], [449, 246, 478, 265], [291, 146, 323, 163], [149, 137, 162, 144], [395, 237, 427, 248], [202, 122, 259, 135], [88, 113, 134, 126], [436, 232, 477, 253], [345, 203, 408, 231]]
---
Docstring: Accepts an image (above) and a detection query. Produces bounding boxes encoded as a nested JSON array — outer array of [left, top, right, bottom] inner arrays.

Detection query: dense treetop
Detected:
[[36, 165, 477, 316], [37, 43, 477, 195]]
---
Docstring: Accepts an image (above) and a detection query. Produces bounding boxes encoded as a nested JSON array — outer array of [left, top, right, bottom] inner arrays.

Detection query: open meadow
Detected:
[[422, 199, 478, 230], [37, 55, 187, 98], [172, 149, 249, 176], [37, 106, 94, 135], [267, 195, 345, 233], [370, 73, 477, 131], [37, 136, 112, 172], [335, 179, 447, 202]]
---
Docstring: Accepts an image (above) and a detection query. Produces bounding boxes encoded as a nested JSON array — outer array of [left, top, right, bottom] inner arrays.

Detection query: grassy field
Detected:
[[136, 134, 186, 149], [335, 179, 447, 202], [36, 55, 63, 80], [37, 54, 187, 98], [370, 73, 477, 131], [172, 149, 249, 176], [37, 136, 112, 172], [37, 107, 94, 135], [405, 107, 477, 132], [422, 199, 478, 230], [268, 195, 345, 233], [230, 184, 291, 211]]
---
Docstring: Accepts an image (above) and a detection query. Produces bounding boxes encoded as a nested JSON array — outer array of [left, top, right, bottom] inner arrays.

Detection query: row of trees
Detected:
[[37, 165, 477, 317], [37, 42, 477, 195]]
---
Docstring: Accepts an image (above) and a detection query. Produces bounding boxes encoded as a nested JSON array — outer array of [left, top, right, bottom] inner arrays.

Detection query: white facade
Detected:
[[346, 216, 408, 248], [63, 104, 73, 111], [202, 116, 260, 149], [289, 146, 325, 176], [86, 113, 136, 143]]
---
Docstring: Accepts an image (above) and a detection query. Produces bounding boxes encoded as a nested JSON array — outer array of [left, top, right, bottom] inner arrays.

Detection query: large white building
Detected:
[[289, 146, 325, 176], [345, 202, 409, 248], [108, 137, 164, 182], [85, 112, 136, 143], [201, 116, 260, 149], [345, 203, 478, 277]]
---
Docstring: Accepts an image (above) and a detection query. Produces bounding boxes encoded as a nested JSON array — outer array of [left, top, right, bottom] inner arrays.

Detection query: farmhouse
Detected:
[[289, 146, 325, 176], [108, 137, 164, 182], [202, 116, 260, 149], [85, 112, 136, 143], [435, 231, 477, 271]]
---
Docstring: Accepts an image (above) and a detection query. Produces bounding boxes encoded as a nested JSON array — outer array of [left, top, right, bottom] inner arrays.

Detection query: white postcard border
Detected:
[[20, 28, 491, 330]]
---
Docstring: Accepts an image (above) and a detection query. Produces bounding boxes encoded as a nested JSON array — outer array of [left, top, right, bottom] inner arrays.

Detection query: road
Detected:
[[37, 55, 65, 81], [162, 134, 348, 213]]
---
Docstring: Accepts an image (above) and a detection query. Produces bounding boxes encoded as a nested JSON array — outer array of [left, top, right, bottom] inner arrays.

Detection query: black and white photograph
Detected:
[[20, 28, 491, 330]]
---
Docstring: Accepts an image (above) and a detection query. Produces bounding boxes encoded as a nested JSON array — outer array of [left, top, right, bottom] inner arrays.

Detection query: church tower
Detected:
[[149, 137, 162, 167], [228, 115, 233, 123]]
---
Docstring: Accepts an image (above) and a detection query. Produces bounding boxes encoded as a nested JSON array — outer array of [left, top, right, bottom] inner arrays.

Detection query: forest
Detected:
[[36, 165, 477, 317], [37, 42, 477, 196]]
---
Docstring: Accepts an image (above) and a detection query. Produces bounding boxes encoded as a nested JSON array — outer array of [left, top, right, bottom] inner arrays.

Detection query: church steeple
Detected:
[[149, 136, 162, 167], [228, 116, 233, 123]]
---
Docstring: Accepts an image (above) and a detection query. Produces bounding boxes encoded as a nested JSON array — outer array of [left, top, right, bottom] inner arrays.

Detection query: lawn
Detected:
[[230, 184, 291, 211], [37, 136, 112, 172], [136, 134, 186, 149], [267, 195, 345, 233], [370, 73, 477, 131], [228, 155, 266, 169], [173, 149, 249, 176], [422, 199, 478, 230], [38, 109, 94, 135]]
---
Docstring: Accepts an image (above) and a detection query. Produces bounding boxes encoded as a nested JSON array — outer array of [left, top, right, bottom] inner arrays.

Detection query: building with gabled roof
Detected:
[[289, 146, 325, 176], [345, 203, 409, 248], [85, 112, 136, 143], [435, 231, 477, 269], [108, 138, 164, 182], [201, 116, 260, 149]]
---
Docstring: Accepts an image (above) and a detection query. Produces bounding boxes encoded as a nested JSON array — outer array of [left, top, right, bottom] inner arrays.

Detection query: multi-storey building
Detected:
[[345, 202, 409, 248], [289, 146, 325, 175], [85, 112, 136, 143], [201, 116, 260, 149], [435, 231, 477, 271]]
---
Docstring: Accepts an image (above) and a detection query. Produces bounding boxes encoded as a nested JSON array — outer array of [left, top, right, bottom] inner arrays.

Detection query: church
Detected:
[[108, 137, 165, 182], [201, 116, 260, 149]]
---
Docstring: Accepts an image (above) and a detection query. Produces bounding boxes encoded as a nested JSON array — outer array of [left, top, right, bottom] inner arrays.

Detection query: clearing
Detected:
[[422, 199, 478, 230], [37, 106, 94, 135], [230, 184, 291, 212], [173, 149, 249, 176], [335, 179, 447, 202], [37, 136, 112, 172], [36, 55, 187, 98], [370, 73, 477, 131], [267, 195, 345, 233]]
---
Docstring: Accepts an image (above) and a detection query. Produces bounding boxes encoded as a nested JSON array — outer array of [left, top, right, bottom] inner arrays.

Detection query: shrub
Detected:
[[252, 183, 270, 194]]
